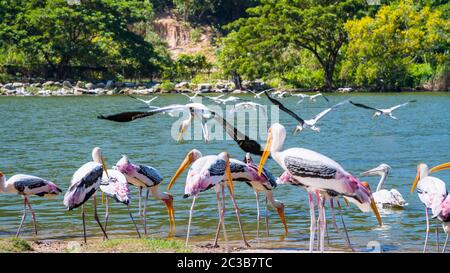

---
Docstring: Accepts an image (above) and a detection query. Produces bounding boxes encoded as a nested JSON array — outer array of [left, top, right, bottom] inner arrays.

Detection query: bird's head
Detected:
[[361, 163, 391, 177], [162, 192, 176, 234], [293, 124, 303, 135], [167, 149, 202, 192], [411, 163, 428, 193]]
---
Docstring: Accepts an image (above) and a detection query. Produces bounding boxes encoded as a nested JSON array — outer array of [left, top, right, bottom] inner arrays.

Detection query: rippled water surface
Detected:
[[0, 93, 449, 252]]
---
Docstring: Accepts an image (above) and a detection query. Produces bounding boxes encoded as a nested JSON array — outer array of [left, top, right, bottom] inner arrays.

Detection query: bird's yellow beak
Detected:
[[276, 207, 288, 235], [258, 129, 273, 176], [225, 155, 234, 194], [101, 156, 109, 178], [430, 162, 450, 174], [167, 151, 194, 191], [411, 164, 421, 193], [362, 182, 382, 227], [163, 196, 176, 234], [177, 123, 187, 142]]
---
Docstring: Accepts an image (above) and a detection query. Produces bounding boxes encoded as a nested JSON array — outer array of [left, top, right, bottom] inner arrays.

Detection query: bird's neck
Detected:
[[149, 185, 167, 200], [376, 171, 388, 192], [265, 190, 282, 209], [0, 176, 8, 193]]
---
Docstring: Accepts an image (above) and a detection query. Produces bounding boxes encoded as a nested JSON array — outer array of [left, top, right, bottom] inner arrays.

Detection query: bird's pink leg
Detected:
[[138, 186, 143, 217], [424, 207, 430, 253], [81, 205, 87, 243], [308, 192, 316, 252], [265, 195, 269, 237], [443, 234, 448, 253], [143, 188, 149, 236], [25, 197, 38, 236], [15, 197, 28, 237], [255, 191, 260, 240], [127, 205, 141, 238], [336, 199, 354, 251], [436, 222, 439, 253], [226, 184, 250, 248], [317, 192, 326, 252], [93, 194, 108, 240], [220, 183, 229, 251], [186, 196, 197, 247], [213, 188, 222, 247], [104, 196, 109, 239]]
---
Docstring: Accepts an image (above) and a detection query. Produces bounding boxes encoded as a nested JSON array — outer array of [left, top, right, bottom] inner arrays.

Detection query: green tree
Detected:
[[342, 0, 449, 90], [219, 0, 367, 90], [0, 0, 167, 79]]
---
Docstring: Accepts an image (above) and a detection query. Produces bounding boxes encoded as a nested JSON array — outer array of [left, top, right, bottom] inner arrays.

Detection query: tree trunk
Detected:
[[231, 70, 243, 90]]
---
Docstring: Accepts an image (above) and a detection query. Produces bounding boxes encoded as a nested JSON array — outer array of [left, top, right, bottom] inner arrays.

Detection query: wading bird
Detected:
[[213, 153, 287, 243], [167, 149, 250, 248], [361, 164, 407, 208], [350, 100, 416, 119], [257, 123, 382, 252], [228, 102, 267, 117], [277, 170, 354, 251], [115, 155, 175, 235], [265, 91, 347, 134], [411, 162, 450, 252], [98, 103, 264, 156], [128, 95, 159, 108], [432, 194, 450, 253], [0, 172, 61, 237], [99, 169, 141, 238], [63, 147, 110, 243]]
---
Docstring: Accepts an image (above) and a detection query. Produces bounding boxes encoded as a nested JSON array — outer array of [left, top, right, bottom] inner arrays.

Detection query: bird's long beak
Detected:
[[430, 162, 450, 174], [258, 130, 273, 176], [362, 182, 382, 226], [225, 155, 234, 194], [410, 164, 421, 193], [163, 196, 176, 234], [167, 151, 194, 191], [101, 156, 109, 178], [360, 166, 382, 176], [276, 207, 288, 235]]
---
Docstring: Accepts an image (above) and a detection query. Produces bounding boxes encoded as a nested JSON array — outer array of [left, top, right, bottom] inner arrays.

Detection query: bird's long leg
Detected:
[[81, 205, 87, 243], [93, 194, 108, 240], [436, 222, 439, 253], [213, 188, 222, 248], [226, 183, 250, 248], [320, 198, 326, 252], [104, 196, 109, 238], [25, 197, 38, 236], [316, 192, 325, 253], [336, 199, 354, 251], [424, 207, 430, 253], [15, 197, 28, 238], [308, 192, 316, 252], [138, 186, 143, 217], [265, 195, 269, 237], [127, 205, 141, 238], [221, 183, 229, 251], [255, 191, 260, 240], [443, 234, 448, 253], [143, 188, 149, 236], [186, 196, 197, 247]]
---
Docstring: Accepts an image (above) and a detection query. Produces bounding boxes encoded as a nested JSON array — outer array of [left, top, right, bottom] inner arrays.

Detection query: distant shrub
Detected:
[[160, 81, 176, 91]]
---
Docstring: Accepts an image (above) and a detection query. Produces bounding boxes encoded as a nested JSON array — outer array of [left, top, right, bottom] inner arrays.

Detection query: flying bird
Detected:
[[292, 93, 329, 103], [361, 164, 407, 208], [0, 172, 61, 237], [228, 102, 267, 117], [98, 103, 264, 156], [349, 100, 416, 119], [265, 91, 347, 133], [127, 95, 159, 108]]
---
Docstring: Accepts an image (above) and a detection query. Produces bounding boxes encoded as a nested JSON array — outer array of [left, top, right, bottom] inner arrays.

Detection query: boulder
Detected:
[[12, 82, 24, 88], [31, 83, 42, 88], [62, 81, 73, 89], [105, 80, 115, 89], [197, 83, 212, 91], [75, 81, 85, 88], [176, 81, 190, 89], [95, 82, 106, 89], [42, 81, 54, 87], [3, 83, 14, 90], [85, 82, 94, 90]]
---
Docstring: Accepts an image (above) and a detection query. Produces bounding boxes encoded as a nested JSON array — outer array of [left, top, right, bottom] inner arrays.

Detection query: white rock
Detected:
[[85, 82, 94, 90], [42, 81, 54, 87], [63, 81, 73, 88]]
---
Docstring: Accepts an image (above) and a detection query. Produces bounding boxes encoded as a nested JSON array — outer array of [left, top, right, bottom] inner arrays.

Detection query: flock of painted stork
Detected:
[[1, 90, 449, 253]]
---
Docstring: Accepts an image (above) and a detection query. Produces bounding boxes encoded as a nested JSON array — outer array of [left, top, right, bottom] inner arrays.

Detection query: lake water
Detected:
[[0, 92, 449, 252]]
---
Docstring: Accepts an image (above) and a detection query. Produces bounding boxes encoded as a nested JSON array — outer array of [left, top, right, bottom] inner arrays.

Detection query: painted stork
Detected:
[[411, 162, 450, 252], [361, 164, 407, 208], [99, 169, 141, 238], [432, 194, 450, 253], [212, 153, 287, 244], [167, 149, 250, 248], [350, 100, 416, 119], [257, 123, 382, 252], [0, 172, 61, 237], [115, 155, 175, 236], [63, 147, 110, 243]]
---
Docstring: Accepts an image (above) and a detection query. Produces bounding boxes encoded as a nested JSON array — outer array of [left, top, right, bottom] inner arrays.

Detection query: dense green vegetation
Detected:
[[0, 0, 448, 91]]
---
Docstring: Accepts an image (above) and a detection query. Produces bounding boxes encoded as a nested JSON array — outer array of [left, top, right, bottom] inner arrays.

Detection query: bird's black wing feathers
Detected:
[[97, 111, 156, 122], [349, 101, 381, 112], [264, 91, 305, 125]]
